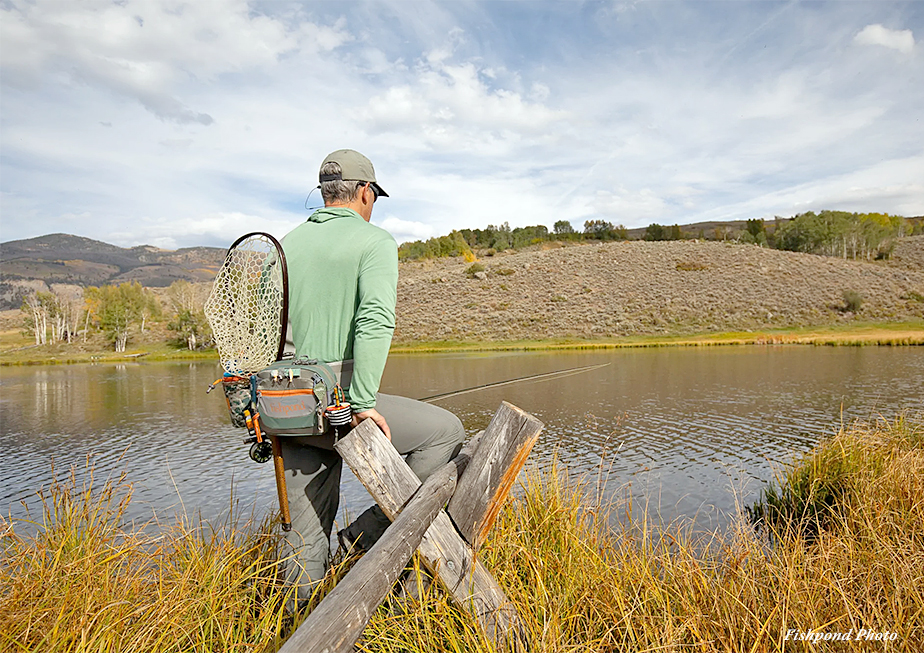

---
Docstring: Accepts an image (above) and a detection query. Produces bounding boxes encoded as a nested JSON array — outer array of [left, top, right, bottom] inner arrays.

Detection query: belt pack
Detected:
[[218, 357, 351, 436]]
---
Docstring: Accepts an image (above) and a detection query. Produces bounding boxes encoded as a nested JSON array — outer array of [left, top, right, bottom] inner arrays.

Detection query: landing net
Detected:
[[205, 233, 287, 376]]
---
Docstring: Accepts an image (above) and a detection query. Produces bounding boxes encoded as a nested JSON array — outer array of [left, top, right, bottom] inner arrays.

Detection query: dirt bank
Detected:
[[394, 239, 924, 343]]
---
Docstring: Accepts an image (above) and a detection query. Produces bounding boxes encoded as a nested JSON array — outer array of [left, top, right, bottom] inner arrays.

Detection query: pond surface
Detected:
[[1, 347, 922, 532]]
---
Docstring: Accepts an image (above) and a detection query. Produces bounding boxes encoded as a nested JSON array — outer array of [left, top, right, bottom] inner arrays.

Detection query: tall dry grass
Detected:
[[0, 466, 300, 652], [361, 415, 924, 652], [2, 416, 922, 652]]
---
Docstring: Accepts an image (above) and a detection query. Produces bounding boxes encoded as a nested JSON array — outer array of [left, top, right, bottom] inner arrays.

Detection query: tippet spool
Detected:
[[326, 403, 352, 427]]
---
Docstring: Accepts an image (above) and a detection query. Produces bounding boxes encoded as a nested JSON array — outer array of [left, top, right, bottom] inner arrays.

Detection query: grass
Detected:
[[4, 320, 922, 366], [0, 333, 219, 366], [0, 466, 300, 651], [390, 320, 924, 353], [3, 416, 922, 651], [747, 413, 924, 541]]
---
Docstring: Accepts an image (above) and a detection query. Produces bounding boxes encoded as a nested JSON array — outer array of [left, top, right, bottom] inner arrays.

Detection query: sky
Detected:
[[1, 0, 922, 249]]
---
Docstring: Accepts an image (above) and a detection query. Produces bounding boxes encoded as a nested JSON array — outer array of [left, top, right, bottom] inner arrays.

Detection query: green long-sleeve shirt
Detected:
[[282, 207, 398, 411]]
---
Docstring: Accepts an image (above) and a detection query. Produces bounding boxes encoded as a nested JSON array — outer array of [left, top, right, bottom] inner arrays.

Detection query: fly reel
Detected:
[[248, 439, 273, 463]]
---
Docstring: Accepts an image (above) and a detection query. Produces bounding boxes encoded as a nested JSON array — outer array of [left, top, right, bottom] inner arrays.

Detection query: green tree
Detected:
[[168, 309, 212, 350], [91, 282, 148, 352], [644, 223, 665, 241], [584, 220, 615, 239], [743, 218, 767, 246], [775, 211, 903, 260], [554, 220, 575, 235]]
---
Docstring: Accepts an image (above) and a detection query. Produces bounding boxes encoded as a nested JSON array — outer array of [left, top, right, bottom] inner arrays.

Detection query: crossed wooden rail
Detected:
[[279, 401, 544, 653]]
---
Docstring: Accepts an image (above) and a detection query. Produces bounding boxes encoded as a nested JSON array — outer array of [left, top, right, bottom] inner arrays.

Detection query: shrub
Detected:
[[842, 290, 864, 313], [464, 263, 485, 278], [676, 261, 708, 271]]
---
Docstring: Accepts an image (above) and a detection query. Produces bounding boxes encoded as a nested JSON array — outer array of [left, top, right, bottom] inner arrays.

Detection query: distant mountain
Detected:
[[0, 233, 226, 309]]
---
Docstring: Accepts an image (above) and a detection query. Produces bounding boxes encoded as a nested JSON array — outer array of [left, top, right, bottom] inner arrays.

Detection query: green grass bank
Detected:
[[2, 320, 922, 366], [390, 320, 924, 353], [2, 415, 922, 651]]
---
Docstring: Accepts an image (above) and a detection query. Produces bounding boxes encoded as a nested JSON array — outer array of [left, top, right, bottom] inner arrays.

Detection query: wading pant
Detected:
[[278, 393, 465, 604]]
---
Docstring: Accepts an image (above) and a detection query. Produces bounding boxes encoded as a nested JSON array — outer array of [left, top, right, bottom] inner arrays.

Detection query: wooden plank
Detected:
[[278, 449, 463, 653], [335, 420, 524, 648], [447, 401, 543, 550]]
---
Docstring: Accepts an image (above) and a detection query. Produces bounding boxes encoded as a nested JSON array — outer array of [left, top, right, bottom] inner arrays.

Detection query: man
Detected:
[[279, 149, 465, 603]]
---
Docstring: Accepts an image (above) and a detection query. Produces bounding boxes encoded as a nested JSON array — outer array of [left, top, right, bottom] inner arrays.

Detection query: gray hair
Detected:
[[319, 161, 365, 205]]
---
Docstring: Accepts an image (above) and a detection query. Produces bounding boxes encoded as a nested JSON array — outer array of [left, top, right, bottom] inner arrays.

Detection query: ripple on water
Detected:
[[2, 347, 922, 532]]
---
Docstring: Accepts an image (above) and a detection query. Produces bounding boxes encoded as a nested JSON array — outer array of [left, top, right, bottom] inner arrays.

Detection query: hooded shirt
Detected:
[[282, 207, 398, 411]]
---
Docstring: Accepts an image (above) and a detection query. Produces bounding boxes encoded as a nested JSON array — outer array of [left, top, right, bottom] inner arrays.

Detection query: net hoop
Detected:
[[204, 231, 289, 376]]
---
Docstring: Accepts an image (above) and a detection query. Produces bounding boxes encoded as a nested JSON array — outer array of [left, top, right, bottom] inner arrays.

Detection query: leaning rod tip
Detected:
[[420, 361, 611, 403]]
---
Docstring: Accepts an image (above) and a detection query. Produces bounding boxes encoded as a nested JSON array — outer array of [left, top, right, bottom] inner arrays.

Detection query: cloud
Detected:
[[854, 24, 915, 54], [0, 0, 350, 124], [592, 187, 669, 223], [354, 41, 568, 154], [1, 2, 922, 250], [108, 211, 302, 250], [373, 216, 437, 243]]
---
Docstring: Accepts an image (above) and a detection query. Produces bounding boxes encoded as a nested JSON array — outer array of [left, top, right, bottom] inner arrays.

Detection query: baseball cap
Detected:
[[319, 149, 389, 198]]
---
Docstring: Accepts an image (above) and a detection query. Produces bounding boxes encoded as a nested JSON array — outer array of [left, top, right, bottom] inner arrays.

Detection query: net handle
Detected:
[[224, 231, 289, 363]]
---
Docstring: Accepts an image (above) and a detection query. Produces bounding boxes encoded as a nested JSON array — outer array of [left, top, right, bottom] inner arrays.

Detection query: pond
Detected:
[[1, 346, 921, 532]]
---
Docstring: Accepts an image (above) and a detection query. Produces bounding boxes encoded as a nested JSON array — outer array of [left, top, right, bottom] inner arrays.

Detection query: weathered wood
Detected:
[[335, 421, 524, 647], [447, 401, 543, 549], [278, 449, 463, 653]]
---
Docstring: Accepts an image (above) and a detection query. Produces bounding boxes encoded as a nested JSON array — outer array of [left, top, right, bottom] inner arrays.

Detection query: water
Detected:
[[1, 347, 921, 531]]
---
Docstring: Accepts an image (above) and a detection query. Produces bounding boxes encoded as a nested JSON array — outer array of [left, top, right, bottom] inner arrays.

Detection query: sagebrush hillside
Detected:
[[394, 237, 924, 343]]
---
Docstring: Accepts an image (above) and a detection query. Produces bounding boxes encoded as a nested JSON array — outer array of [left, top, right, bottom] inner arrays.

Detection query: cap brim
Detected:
[[371, 181, 389, 198]]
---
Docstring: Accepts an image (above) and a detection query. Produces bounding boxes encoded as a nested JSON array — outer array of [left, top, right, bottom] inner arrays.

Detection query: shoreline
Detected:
[[390, 321, 924, 353], [2, 321, 922, 366]]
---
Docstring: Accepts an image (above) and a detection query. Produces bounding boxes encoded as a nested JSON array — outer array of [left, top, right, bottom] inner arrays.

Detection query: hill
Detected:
[[2, 232, 923, 346], [393, 237, 924, 343], [0, 234, 225, 309]]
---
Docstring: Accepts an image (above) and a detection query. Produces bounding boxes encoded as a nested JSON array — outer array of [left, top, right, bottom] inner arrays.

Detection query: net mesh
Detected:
[[205, 234, 285, 376]]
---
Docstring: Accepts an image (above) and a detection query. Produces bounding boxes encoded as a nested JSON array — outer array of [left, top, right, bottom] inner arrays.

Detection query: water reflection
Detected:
[[1, 347, 921, 531]]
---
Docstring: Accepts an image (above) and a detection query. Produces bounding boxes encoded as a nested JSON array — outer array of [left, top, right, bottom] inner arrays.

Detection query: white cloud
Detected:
[[854, 24, 915, 54], [593, 187, 669, 223], [374, 216, 437, 243], [108, 211, 302, 249], [0, 0, 350, 124], [354, 43, 568, 154], [1, 2, 922, 250]]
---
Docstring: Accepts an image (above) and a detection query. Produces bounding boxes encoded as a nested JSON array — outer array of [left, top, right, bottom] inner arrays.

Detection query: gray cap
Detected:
[[319, 149, 389, 198]]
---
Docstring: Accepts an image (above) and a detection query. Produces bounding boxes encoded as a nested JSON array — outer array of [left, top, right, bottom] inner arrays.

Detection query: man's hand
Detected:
[[352, 408, 391, 440]]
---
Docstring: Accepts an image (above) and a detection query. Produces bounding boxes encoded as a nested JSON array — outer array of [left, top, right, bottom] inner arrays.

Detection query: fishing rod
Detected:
[[419, 362, 610, 403]]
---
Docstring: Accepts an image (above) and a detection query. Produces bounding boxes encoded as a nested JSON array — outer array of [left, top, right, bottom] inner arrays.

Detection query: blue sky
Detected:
[[1, 0, 922, 249]]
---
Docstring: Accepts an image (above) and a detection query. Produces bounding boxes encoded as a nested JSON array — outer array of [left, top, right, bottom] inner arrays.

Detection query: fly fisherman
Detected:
[[280, 149, 466, 605]]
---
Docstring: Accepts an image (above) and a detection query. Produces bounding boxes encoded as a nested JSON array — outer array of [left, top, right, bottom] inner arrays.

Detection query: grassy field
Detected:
[[2, 416, 921, 651], [389, 320, 924, 353], [2, 320, 923, 366]]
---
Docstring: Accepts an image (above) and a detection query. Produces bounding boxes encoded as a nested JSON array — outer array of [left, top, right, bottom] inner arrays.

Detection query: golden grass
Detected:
[[0, 466, 297, 652], [4, 320, 922, 366], [2, 417, 922, 651], [389, 320, 924, 353]]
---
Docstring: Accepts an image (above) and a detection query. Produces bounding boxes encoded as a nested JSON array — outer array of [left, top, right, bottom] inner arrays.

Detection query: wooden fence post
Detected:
[[448, 401, 544, 549], [277, 403, 543, 652], [334, 421, 524, 647], [277, 450, 466, 653]]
